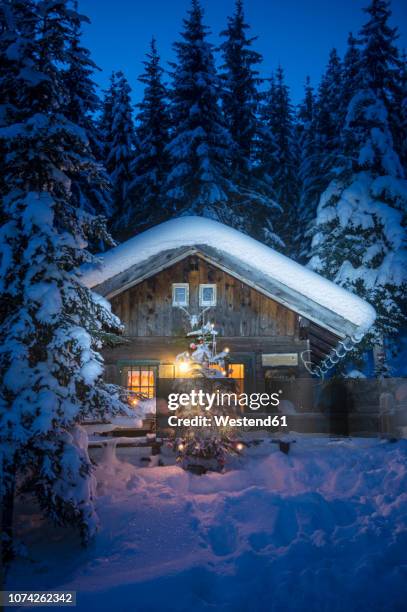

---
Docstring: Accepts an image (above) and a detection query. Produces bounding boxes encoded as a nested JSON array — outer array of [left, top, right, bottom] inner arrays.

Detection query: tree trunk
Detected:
[[373, 336, 387, 377], [0, 459, 16, 584]]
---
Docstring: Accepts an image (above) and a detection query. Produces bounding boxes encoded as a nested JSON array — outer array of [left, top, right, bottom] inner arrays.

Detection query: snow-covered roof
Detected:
[[81, 216, 376, 344]]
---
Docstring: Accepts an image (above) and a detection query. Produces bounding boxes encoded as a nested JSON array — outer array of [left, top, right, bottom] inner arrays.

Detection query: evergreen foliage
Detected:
[[0, 0, 129, 559], [296, 76, 318, 261], [63, 3, 112, 217], [309, 0, 407, 372], [107, 72, 137, 225], [261, 67, 299, 253], [164, 0, 240, 226], [342, 32, 362, 112], [219, 0, 262, 175], [219, 0, 282, 247], [122, 38, 171, 239]]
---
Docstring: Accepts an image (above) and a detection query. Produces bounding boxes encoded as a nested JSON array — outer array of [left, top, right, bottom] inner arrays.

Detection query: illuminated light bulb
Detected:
[[178, 443, 185, 452], [224, 347, 230, 353], [178, 361, 190, 374], [236, 442, 244, 452]]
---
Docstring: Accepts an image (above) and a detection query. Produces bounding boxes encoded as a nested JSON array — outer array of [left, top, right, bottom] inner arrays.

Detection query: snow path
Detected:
[[8, 437, 407, 611]]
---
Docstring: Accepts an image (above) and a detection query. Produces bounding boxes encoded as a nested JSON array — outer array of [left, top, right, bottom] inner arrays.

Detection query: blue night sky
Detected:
[[80, 0, 407, 105]]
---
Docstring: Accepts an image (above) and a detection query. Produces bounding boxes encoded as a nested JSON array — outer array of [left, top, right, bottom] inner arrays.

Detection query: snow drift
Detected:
[[8, 437, 406, 611]]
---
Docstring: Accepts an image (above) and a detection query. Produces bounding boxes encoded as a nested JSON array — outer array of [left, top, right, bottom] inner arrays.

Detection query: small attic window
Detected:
[[199, 284, 216, 307], [172, 283, 189, 306]]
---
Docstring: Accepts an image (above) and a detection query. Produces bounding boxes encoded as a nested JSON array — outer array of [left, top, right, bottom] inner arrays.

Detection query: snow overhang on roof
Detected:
[[81, 216, 376, 376]]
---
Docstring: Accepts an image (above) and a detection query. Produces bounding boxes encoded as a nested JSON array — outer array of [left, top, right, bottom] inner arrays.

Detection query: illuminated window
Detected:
[[172, 283, 189, 306], [159, 363, 196, 378], [159, 362, 244, 381], [126, 365, 156, 398], [228, 363, 244, 394], [228, 363, 244, 379], [159, 364, 176, 379], [199, 284, 216, 306]]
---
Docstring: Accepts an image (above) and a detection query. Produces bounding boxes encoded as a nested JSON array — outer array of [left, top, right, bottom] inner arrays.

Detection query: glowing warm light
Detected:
[[178, 443, 185, 451], [130, 398, 139, 407], [236, 442, 244, 452], [224, 347, 230, 353], [178, 361, 190, 374]]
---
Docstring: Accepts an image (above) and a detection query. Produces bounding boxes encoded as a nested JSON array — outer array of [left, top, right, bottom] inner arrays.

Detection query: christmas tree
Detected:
[[171, 312, 241, 471]]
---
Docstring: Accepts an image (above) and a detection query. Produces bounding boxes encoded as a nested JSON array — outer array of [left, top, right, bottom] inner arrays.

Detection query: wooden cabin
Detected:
[[82, 217, 375, 406]]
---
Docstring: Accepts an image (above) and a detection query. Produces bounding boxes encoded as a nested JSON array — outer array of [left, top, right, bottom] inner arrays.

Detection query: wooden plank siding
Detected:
[[110, 255, 298, 339]]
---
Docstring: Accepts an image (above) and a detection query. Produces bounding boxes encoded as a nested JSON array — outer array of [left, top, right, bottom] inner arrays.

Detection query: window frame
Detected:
[[199, 283, 217, 307], [172, 283, 189, 307], [123, 364, 157, 399]]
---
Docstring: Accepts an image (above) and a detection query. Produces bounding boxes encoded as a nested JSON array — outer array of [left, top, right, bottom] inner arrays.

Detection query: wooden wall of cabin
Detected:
[[102, 256, 311, 389], [109, 255, 299, 338]]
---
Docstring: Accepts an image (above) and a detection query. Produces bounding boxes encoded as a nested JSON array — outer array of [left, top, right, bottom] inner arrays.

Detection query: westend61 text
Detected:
[[167, 415, 288, 427], [167, 390, 282, 411]]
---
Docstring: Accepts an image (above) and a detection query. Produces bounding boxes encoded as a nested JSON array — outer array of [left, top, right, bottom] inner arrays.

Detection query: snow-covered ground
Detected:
[[8, 437, 407, 612]]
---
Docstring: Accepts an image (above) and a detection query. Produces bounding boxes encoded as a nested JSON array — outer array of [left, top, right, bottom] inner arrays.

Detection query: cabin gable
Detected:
[[110, 255, 299, 339], [84, 217, 375, 381]]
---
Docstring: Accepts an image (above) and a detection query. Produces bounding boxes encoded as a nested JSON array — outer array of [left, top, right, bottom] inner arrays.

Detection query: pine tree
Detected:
[[219, 0, 281, 246], [98, 71, 117, 168], [262, 66, 299, 255], [106, 71, 136, 226], [164, 0, 243, 228], [297, 49, 344, 263], [220, 0, 262, 175], [393, 51, 407, 170], [63, 2, 112, 217], [296, 76, 318, 261], [0, 0, 129, 561], [342, 32, 361, 111], [359, 0, 400, 97], [0, 0, 37, 205], [122, 38, 170, 239], [255, 74, 284, 248], [314, 48, 343, 164], [359, 0, 403, 167], [309, 14, 407, 373]]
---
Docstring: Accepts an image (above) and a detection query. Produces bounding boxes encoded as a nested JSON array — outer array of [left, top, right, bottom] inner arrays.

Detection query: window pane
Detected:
[[229, 364, 244, 379], [200, 284, 216, 305], [140, 370, 152, 387], [173, 284, 189, 306], [125, 366, 156, 399], [159, 364, 175, 378], [202, 287, 214, 302], [128, 370, 140, 388], [175, 287, 185, 301]]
